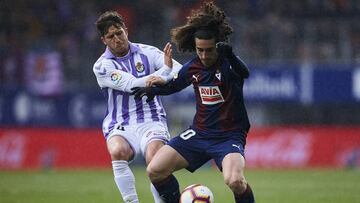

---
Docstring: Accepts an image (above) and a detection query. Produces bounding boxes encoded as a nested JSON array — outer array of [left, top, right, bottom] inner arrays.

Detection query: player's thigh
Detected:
[[222, 153, 246, 182], [106, 135, 134, 161], [148, 145, 188, 175], [144, 140, 165, 165]]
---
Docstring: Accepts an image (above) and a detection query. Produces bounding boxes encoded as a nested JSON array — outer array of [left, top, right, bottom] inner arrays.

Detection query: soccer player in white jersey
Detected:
[[93, 11, 181, 203]]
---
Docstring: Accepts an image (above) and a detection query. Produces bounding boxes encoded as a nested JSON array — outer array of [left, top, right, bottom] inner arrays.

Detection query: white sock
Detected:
[[112, 160, 139, 203], [151, 183, 165, 203]]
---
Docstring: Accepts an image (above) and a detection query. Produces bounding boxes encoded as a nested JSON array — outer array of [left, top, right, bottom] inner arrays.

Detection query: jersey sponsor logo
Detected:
[[135, 62, 145, 73], [192, 74, 200, 82], [232, 144, 241, 150], [110, 72, 122, 85], [146, 130, 168, 138], [199, 86, 224, 105]]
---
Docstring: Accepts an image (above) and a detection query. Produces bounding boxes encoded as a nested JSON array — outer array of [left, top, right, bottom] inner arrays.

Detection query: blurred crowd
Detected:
[[1, 0, 360, 94]]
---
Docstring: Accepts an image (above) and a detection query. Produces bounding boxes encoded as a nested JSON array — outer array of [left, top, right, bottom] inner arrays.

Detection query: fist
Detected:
[[216, 42, 233, 57], [131, 87, 155, 102]]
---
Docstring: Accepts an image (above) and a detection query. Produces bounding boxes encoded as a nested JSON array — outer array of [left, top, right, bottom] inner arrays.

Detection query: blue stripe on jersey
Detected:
[[101, 88, 110, 138], [121, 92, 130, 125], [135, 99, 144, 123], [148, 100, 160, 121], [156, 96, 164, 114], [140, 53, 150, 76], [128, 55, 144, 122], [129, 56, 137, 77], [111, 60, 126, 72], [117, 59, 130, 72], [108, 90, 119, 134]]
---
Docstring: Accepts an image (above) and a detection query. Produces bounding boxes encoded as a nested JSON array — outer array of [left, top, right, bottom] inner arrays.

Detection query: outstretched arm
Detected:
[[132, 79, 187, 101], [132, 65, 191, 102], [93, 57, 174, 92]]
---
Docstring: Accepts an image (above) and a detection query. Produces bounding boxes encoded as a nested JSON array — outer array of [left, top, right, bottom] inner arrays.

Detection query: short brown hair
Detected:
[[95, 11, 126, 36]]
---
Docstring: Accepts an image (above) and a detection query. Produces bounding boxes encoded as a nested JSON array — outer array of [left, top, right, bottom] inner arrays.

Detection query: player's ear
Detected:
[[101, 36, 107, 45], [123, 26, 129, 37]]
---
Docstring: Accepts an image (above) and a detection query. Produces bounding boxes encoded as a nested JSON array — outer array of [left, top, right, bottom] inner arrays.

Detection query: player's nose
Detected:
[[199, 52, 207, 60], [113, 35, 121, 42]]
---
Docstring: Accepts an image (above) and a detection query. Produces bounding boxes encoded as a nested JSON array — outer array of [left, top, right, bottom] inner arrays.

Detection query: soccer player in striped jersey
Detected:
[[93, 11, 181, 203], [132, 2, 255, 203]]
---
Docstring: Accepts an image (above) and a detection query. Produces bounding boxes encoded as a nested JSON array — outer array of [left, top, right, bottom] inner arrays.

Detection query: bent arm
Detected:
[[228, 54, 250, 79], [94, 59, 173, 92]]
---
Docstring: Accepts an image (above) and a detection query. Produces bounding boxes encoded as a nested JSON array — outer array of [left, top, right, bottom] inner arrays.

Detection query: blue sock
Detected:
[[152, 175, 180, 203], [234, 183, 255, 203]]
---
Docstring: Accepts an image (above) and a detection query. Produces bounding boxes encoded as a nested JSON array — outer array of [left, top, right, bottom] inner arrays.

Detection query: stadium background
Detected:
[[1, 0, 360, 202]]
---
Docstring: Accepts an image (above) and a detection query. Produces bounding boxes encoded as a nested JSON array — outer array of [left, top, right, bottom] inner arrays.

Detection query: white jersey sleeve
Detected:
[[93, 59, 172, 92]]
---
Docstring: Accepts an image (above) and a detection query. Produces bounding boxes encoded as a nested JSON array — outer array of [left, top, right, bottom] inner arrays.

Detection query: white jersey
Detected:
[[93, 42, 182, 138]]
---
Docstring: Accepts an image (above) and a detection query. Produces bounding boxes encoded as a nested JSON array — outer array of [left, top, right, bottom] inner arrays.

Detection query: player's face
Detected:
[[102, 25, 129, 57], [195, 38, 219, 68]]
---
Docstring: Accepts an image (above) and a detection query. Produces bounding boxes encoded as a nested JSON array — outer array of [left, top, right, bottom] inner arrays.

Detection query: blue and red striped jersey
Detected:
[[152, 56, 250, 136]]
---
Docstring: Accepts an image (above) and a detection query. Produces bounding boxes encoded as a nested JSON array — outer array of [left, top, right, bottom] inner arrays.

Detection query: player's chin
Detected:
[[114, 46, 128, 55], [202, 61, 212, 68]]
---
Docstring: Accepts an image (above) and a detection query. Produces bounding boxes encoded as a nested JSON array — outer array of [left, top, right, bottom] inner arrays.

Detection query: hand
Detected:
[[163, 42, 173, 69], [146, 76, 166, 87], [216, 42, 233, 57], [131, 87, 155, 102]]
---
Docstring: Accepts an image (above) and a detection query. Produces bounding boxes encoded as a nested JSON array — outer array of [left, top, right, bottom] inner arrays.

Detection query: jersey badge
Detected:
[[199, 86, 224, 105], [135, 62, 145, 73], [110, 72, 122, 85], [215, 70, 221, 81]]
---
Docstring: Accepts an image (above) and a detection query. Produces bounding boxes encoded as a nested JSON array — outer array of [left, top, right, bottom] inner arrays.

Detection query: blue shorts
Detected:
[[168, 128, 246, 172]]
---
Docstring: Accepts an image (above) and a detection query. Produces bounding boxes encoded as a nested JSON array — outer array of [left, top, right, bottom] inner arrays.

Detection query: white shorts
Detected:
[[106, 121, 170, 158]]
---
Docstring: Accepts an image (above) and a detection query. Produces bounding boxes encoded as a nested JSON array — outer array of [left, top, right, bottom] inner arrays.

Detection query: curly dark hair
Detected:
[[170, 0, 233, 53]]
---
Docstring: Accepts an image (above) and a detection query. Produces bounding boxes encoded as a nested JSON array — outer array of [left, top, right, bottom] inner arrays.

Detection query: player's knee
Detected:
[[146, 163, 159, 180], [146, 163, 167, 182], [108, 145, 133, 161], [225, 176, 247, 194]]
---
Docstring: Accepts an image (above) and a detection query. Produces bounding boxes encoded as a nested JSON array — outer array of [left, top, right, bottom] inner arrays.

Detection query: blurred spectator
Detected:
[[24, 46, 64, 97], [1, 38, 25, 88], [1, 0, 360, 89]]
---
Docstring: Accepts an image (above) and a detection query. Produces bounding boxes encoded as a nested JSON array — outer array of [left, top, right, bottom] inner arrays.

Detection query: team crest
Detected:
[[198, 86, 224, 105], [135, 62, 145, 73], [215, 70, 221, 81]]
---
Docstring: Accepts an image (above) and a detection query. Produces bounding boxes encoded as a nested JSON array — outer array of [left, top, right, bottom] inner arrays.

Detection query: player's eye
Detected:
[[205, 48, 214, 52], [106, 34, 114, 39]]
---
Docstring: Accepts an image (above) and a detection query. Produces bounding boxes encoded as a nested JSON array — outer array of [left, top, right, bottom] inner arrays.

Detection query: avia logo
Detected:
[[199, 86, 224, 105]]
